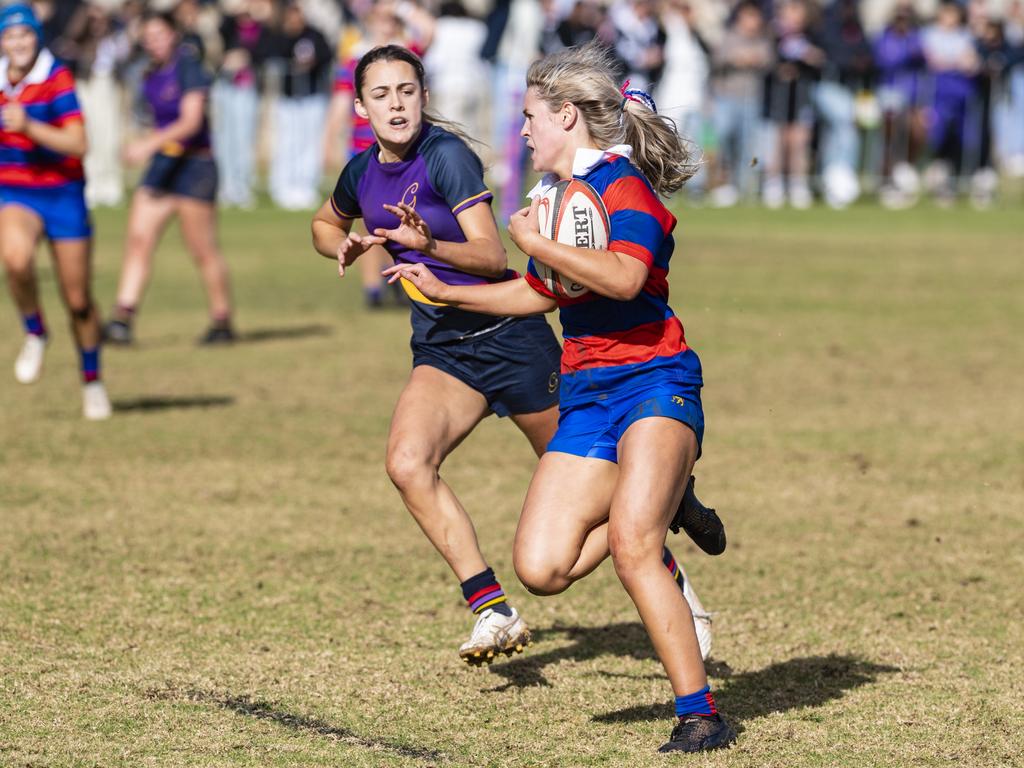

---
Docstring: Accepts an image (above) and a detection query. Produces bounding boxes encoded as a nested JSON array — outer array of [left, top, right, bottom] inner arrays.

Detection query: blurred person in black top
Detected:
[[761, 0, 823, 208], [268, 1, 332, 209], [608, 0, 665, 90], [969, 17, 1009, 207], [557, 0, 608, 49], [813, 0, 872, 209]]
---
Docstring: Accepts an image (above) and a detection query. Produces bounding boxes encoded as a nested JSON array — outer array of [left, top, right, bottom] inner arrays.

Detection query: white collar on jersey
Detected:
[[526, 144, 633, 200], [0, 48, 56, 97]]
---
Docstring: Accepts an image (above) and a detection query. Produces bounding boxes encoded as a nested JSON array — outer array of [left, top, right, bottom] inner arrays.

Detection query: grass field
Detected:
[[1, 201, 1022, 767]]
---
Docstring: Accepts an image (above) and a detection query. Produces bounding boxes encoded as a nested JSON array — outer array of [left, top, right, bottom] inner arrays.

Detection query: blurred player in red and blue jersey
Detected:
[[0, 4, 110, 420], [386, 43, 736, 754]]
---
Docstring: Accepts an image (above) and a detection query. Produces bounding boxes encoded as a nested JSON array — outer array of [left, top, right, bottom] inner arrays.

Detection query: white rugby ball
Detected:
[[534, 179, 610, 298]]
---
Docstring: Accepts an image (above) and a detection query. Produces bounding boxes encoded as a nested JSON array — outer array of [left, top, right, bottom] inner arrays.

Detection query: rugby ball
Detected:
[[534, 179, 610, 298]]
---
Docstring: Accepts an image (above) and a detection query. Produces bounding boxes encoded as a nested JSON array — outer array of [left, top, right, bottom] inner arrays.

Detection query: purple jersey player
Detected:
[[312, 44, 563, 665], [104, 11, 234, 345]]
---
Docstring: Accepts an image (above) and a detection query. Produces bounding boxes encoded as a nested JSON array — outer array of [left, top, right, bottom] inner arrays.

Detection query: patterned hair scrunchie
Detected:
[[620, 87, 658, 114]]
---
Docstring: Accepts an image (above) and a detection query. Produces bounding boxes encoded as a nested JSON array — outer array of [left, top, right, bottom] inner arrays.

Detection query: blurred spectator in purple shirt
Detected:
[[921, 0, 979, 202], [875, 3, 927, 207]]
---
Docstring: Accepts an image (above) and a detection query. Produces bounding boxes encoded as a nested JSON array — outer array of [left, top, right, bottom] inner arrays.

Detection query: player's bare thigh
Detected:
[[386, 364, 491, 476], [514, 451, 617, 594]]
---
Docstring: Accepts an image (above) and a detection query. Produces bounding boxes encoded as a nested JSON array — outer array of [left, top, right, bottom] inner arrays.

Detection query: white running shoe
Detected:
[[14, 334, 46, 384], [679, 565, 713, 661], [459, 607, 531, 665], [82, 381, 112, 421], [762, 177, 785, 209], [789, 181, 813, 210], [710, 184, 739, 208]]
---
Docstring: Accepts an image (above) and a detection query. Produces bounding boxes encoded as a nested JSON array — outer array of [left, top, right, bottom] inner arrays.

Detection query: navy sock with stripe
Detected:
[[460, 567, 513, 617]]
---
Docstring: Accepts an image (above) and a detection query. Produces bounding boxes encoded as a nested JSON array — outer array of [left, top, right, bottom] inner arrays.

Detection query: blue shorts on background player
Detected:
[[0, 4, 110, 419]]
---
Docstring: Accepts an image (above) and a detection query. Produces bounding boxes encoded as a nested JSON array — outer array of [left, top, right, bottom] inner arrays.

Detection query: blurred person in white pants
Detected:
[[268, 2, 332, 210], [708, 1, 773, 206], [655, 0, 709, 200], [212, 0, 273, 208], [423, 1, 486, 140], [65, 2, 131, 207]]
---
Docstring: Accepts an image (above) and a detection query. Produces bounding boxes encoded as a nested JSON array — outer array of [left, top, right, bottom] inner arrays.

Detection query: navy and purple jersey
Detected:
[[331, 123, 516, 345], [525, 153, 700, 407], [0, 49, 84, 189], [141, 48, 212, 153]]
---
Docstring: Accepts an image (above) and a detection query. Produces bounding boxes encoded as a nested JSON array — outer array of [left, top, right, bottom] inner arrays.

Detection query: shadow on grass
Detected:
[[594, 653, 898, 728], [486, 623, 898, 729], [147, 688, 441, 761], [113, 395, 236, 412], [237, 324, 333, 343], [483, 622, 655, 691]]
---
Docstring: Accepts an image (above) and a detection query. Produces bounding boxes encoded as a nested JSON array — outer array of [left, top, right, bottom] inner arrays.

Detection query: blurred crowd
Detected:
[[21, 0, 1024, 210]]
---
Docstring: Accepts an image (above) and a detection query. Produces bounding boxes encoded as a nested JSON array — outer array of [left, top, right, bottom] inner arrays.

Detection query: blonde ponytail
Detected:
[[525, 42, 698, 197]]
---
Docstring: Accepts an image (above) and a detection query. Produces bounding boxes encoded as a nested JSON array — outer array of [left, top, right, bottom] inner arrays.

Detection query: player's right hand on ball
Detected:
[[381, 263, 448, 303], [336, 232, 386, 277]]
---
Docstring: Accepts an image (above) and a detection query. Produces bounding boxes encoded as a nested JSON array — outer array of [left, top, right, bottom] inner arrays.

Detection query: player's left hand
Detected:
[[508, 196, 542, 253], [376, 203, 435, 254], [1, 102, 29, 133], [381, 262, 450, 304]]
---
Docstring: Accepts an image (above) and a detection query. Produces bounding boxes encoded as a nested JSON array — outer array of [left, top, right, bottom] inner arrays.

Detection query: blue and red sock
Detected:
[[80, 347, 100, 383], [460, 567, 512, 617], [675, 685, 718, 719], [23, 312, 46, 338]]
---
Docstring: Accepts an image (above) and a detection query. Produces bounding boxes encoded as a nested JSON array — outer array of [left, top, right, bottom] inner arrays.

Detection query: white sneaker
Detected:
[[823, 164, 860, 210], [892, 162, 921, 196], [969, 168, 999, 210], [82, 381, 112, 421], [789, 182, 813, 210], [679, 565, 713, 661], [710, 184, 739, 208], [762, 177, 785, 209], [14, 334, 46, 384], [459, 607, 531, 665]]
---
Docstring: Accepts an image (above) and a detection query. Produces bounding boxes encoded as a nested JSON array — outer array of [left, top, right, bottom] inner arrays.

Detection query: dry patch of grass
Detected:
[[1, 204, 1021, 766]]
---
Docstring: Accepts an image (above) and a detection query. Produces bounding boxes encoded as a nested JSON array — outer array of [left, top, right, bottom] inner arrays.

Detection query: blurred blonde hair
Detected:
[[525, 42, 698, 197]]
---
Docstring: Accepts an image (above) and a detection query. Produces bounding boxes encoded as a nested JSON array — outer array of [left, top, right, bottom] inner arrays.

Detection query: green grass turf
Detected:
[[1, 202, 1022, 767]]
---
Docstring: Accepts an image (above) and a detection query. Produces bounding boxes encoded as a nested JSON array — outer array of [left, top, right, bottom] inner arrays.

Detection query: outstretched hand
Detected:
[[336, 231, 387, 277], [375, 203, 435, 254], [381, 262, 449, 304], [507, 196, 542, 254]]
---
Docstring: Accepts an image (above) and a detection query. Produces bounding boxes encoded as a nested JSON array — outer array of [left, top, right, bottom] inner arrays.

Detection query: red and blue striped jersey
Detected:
[[0, 49, 84, 189], [525, 153, 699, 406]]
